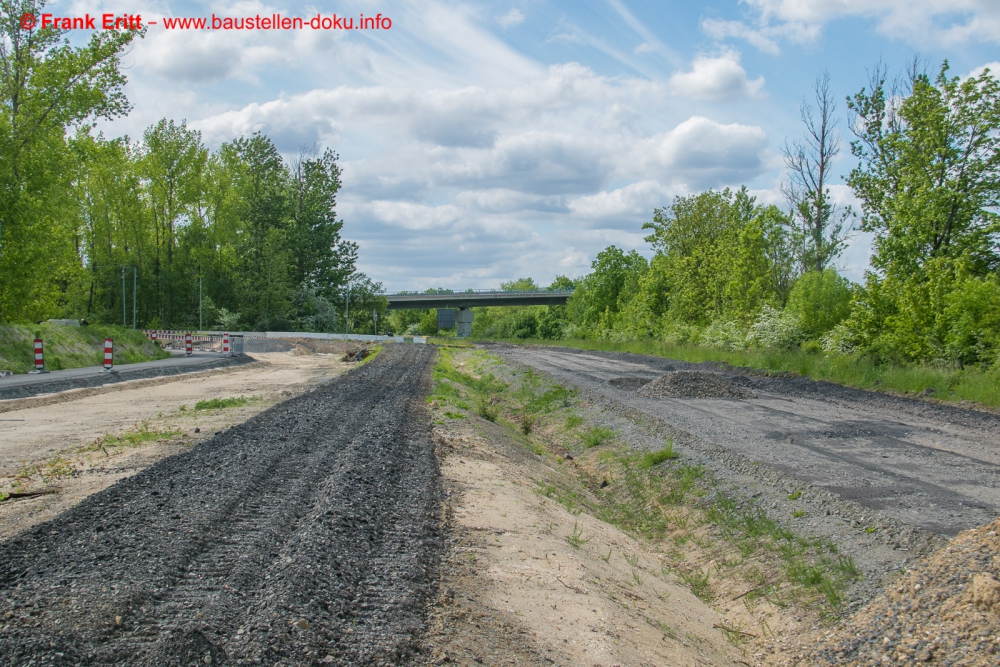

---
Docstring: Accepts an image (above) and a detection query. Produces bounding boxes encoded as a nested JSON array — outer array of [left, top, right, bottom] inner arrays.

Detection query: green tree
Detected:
[[843, 60, 1000, 362], [785, 269, 853, 337], [140, 119, 207, 324], [567, 247, 647, 330], [0, 0, 136, 321]]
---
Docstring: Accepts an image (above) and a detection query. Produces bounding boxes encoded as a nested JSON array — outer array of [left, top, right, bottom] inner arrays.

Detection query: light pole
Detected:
[[121, 267, 127, 327], [132, 267, 137, 329], [199, 277, 203, 332]]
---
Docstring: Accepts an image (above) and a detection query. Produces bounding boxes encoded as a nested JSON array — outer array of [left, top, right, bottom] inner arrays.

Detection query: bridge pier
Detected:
[[457, 308, 473, 337]]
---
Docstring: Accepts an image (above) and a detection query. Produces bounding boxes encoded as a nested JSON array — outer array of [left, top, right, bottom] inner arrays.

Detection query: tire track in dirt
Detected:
[[0, 344, 441, 667]]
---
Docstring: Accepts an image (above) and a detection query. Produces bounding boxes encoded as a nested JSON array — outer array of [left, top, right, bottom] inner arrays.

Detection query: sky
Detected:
[[62, 0, 1000, 290]]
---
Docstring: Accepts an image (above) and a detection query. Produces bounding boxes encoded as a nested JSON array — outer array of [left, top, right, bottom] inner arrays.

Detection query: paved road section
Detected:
[[0, 352, 253, 401], [497, 346, 1000, 537], [0, 344, 441, 666]]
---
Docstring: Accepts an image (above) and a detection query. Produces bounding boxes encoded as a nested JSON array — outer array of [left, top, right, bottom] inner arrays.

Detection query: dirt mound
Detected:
[[605, 376, 653, 391], [636, 370, 757, 399], [803, 518, 1000, 666]]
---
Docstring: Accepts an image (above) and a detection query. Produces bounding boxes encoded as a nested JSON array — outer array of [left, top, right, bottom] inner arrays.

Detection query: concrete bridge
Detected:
[[384, 290, 574, 337]]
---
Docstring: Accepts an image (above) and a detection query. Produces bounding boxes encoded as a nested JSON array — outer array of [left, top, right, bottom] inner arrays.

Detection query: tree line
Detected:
[[463, 61, 1000, 367], [1, 0, 379, 332]]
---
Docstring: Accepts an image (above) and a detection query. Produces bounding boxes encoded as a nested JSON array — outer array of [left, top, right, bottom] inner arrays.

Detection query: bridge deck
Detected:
[[385, 291, 573, 310]]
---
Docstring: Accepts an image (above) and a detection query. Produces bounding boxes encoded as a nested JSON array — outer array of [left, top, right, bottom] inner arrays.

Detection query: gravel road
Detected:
[[496, 345, 1000, 539], [0, 344, 441, 667]]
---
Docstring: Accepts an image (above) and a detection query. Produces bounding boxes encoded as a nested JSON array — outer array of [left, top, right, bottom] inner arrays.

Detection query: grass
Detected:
[[482, 337, 1000, 409], [639, 440, 679, 468], [194, 395, 259, 410], [566, 521, 590, 548], [0, 323, 169, 374], [582, 426, 615, 448], [79, 422, 184, 453]]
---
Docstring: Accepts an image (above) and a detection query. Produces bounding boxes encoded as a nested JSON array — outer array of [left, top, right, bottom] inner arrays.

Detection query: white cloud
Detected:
[[669, 51, 766, 101], [497, 8, 525, 28], [704, 0, 1000, 52], [632, 117, 768, 189]]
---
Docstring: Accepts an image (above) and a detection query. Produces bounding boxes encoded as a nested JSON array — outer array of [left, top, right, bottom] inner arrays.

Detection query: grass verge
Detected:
[[425, 347, 860, 619]]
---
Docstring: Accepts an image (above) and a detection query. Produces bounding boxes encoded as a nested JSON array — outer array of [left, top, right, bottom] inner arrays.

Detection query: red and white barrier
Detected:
[[185, 333, 193, 356], [151, 330, 157, 342], [103, 338, 115, 372], [32, 338, 47, 373], [223, 332, 230, 357]]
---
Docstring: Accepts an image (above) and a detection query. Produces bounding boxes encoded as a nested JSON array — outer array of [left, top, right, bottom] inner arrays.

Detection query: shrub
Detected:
[[746, 305, 805, 350], [786, 270, 853, 337], [702, 321, 746, 351]]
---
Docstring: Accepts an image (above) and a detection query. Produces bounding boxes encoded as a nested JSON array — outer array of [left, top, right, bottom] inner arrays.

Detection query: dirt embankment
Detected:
[[0, 324, 167, 374]]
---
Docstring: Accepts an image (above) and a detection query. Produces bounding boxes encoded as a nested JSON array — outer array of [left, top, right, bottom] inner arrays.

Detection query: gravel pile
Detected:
[[0, 344, 441, 666], [802, 518, 1000, 666], [636, 370, 757, 399]]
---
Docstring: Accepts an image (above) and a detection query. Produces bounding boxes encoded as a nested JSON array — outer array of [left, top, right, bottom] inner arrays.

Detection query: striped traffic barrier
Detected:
[[185, 333, 193, 356], [103, 338, 116, 373], [223, 332, 230, 357], [32, 338, 48, 373], [151, 330, 157, 342]]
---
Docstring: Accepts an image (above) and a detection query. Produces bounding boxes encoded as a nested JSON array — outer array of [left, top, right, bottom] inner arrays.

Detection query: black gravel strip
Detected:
[[0, 344, 442, 667], [0, 355, 256, 402]]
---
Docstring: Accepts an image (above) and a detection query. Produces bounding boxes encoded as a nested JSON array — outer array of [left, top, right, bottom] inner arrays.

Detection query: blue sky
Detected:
[[72, 0, 1000, 290]]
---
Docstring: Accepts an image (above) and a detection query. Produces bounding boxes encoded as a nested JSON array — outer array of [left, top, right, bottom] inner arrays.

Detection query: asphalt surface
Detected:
[[0, 352, 253, 401], [0, 343, 442, 666], [496, 346, 1000, 537]]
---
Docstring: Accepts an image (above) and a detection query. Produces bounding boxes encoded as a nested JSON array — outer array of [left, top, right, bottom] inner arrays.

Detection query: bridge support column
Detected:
[[457, 308, 473, 337]]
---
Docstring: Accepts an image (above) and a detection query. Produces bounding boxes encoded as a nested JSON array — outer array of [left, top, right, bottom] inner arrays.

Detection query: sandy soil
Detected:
[[422, 416, 748, 666], [0, 351, 355, 539]]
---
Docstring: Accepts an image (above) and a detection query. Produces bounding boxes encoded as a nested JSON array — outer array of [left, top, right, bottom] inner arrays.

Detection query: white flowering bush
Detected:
[[702, 320, 747, 350], [746, 305, 805, 350], [821, 321, 857, 353]]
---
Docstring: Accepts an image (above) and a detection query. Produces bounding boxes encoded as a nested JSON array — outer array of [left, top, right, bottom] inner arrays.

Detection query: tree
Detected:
[[0, 0, 136, 321], [783, 71, 853, 273], [141, 119, 207, 323], [841, 60, 1000, 363], [288, 146, 357, 299], [847, 60, 1000, 276], [567, 246, 647, 330]]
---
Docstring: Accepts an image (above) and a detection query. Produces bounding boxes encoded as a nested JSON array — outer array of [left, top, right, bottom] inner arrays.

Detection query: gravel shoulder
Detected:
[[0, 343, 442, 666]]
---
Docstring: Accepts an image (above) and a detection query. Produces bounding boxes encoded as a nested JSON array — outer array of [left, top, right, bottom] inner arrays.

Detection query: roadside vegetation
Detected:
[[428, 347, 861, 618], [0, 324, 168, 374], [193, 395, 261, 411]]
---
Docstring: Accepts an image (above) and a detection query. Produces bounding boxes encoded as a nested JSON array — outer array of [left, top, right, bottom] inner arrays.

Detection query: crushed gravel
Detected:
[[635, 370, 758, 399], [801, 518, 1000, 666], [0, 343, 442, 667]]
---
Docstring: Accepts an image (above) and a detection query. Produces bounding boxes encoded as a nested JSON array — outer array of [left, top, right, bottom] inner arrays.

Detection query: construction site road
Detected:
[[0, 343, 442, 667], [495, 345, 1000, 538]]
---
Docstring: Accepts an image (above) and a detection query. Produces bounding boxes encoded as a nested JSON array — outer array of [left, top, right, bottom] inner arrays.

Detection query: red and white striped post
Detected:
[[151, 330, 157, 342], [32, 338, 47, 373], [222, 332, 230, 357], [185, 333, 193, 356], [103, 338, 115, 372]]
